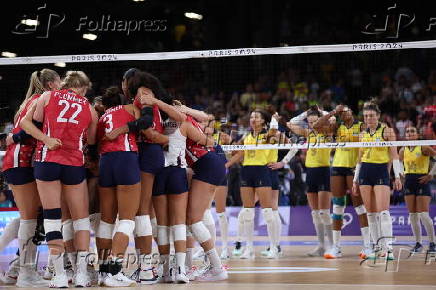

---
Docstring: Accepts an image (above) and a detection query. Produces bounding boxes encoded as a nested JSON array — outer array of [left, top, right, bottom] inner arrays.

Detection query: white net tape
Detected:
[[1, 40, 436, 65]]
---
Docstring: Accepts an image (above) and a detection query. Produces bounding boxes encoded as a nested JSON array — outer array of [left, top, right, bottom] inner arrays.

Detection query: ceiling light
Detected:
[[184, 12, 203, 20], [1, 52, 17, 58], [83, 33, 97, 40], [54, 62, 66, 68], [21, 19, 39, 26]]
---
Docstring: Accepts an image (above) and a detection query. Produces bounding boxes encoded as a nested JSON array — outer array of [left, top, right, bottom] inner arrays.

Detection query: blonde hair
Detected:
[[15, 69, 59, 122], [61, 71, 91, 91]]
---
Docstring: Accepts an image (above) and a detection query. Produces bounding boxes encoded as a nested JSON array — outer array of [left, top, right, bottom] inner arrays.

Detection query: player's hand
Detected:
[[335, 105, 345, 114], [418, 174, 433, 184], [43, 137, 62, 150], [268, 162, 285, 170], [352, 182, 359, 196], [225, 161, 231, 169], [139, 87, 157, 106], [393, 178, 402, 191], [105, 126, 127, 140], [5, 133, 13, 146]]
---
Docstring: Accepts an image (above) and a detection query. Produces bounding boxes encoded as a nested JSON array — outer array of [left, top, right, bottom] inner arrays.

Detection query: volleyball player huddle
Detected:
[[2, 68, 230, 288]]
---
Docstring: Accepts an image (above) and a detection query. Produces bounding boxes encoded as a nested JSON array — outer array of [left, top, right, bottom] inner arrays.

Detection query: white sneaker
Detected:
[[196, 267, 228, 282], [359, 247, 373, 259], [74, 270, 91, 287], [220, 248, 230, 260], [265, 246, 279, 259], [174, 267, 189, 284], [306, 246, 325, 257], [240, 246, 255, 259], [1, 257, 19, 284], [130, 268, 158, 285], [103, 272, 137, 287], [87, 265, 98, 285], [158, 267, 174, 284], [98, 272, 108, 286], [65, 267, 74, 284], [260, 247, 271, 257], [324, 246, 342, 259], [16, 266, 50, 288], [43, 266, 54, 280], [185, 266, 199, 281], [49, 272, 69, 288]]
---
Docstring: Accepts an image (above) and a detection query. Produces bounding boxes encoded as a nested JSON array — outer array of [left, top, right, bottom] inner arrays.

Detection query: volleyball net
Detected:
[[1, 40, 436, 156]]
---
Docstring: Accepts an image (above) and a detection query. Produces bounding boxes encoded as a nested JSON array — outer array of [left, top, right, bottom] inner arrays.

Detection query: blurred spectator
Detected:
[[395, 110, 413, 140], [288, 150, 307, 206]]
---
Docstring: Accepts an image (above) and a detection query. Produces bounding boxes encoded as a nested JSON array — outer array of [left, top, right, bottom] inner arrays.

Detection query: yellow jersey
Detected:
[[404, 146, 430, 174], [242, 132, 271, 166], [332, 121, 362, 168], [361, 124, 390, 164], [305, 131, 332, 168]]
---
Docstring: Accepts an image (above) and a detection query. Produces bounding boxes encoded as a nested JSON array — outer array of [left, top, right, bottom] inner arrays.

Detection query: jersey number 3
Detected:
[[56, 100, 82, 124]]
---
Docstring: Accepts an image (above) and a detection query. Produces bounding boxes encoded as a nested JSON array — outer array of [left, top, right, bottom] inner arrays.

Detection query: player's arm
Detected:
[[384, 127, 403, 190], [105, 106, 154, 140], [174, 102, 210, 122], [313, 106, 340, 135], [142, 128, 169, 145], [223, 135, 246, 168], [20, 92, 61, 150], [422, 146, 436, 157], [86, 105, 99, 161], [399, 147, 405, 162], [352, 133, 365, 195], [184, 121, 215, 147], [287, 111, 310, 137], [139, 88, 186, 122], [418, 147, 436, 184]]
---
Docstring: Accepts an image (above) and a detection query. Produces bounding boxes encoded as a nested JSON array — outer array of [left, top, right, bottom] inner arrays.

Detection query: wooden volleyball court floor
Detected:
[[1, 236, 435, 290]]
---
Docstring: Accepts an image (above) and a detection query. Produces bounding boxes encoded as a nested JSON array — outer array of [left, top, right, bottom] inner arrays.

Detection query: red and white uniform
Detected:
[[185, 116, 214, 167], [35, 89, 92, 166], [134, 96, 164, 142], [97, 105, 138, 154], [2, 94, 40, 171]]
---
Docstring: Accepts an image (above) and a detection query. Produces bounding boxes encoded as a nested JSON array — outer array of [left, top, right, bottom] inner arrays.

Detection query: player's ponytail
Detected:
[[62, 71, 90, 91], [363, 97, 381, 114], [102, 86, 122, 108], [15, 69, 59, 123]]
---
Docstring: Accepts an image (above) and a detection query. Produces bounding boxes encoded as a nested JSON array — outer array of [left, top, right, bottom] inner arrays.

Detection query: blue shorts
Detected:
[[306, 167, 330, 192], [99, 151, 140, 187], [404, 174, 431, 196], [138, 143, 164, 175], [3, 167, 35, 185], [214, 145, 227, 162], [331, 167, 354, 177], [358, 163, 389, 186], [34, 162, 86, 185], [240, 166, 272, 188], [153, 166, 188, 196], [269, 169, 280, 190], [192, 152, 226, 186]]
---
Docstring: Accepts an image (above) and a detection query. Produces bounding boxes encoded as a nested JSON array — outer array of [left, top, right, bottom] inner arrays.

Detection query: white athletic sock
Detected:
[[245, 215, 254, 248], [217, 212, 228, 249], [236, 209, 245, 243], [185, 248, 194, 268], [77, 251, 88, 274], [333, 230, 341, 247], [139, 254, 152, 271], [175, 252, 186, 273], [367, 212, 380, 246], [311, 210, 325, 248], [68, 252, 78, 272], [380, 210, 393, 251], [18, 219, 37, 266], [205, 248, 222, 269], [160, 254, 170, 274], [263, 209, 278, 249], [0, 217, 19, 253], [51, 252, 66, 276], [324, 224, 334, 248], [419, 212, 435, 243], [273, 210, 281, 247], [360, 226, 371, 248], [409, 213, 422, 244]]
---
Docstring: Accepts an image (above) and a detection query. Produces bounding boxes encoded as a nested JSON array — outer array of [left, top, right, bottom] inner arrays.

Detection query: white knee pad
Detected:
[[318, 209, 332, 225], [354, 205, 367, 216], [186, 227, 193, 237], [62, 219, 74, 242], [117, 219, 135, 236], [311, 210, 322, 224], [96, 220, 114, 239], [89, 213, 101, 233], [151, 217, 157, 238], [333, 204, 345, 216], [73, 217, 91, 232], [241, 208, 255, 222], [190, 221, 211, 244], [18, 219, 37, 240], [44, 219, 62, 242], [261, 208, 274, 223], [380, 210, 391, 222], [171, 224, 186, 242], [202, 209, 215, 226], [157, 225, 169, 246], [134, 215, 152, 237]]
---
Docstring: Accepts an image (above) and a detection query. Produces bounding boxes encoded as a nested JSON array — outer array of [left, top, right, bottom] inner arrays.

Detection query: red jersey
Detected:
[[2, 94, 40, 171], [35, 89, 92, 166], [185, 116, 214, 167], [133, 96, 164, 142], [97, 105, 137, 154]]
